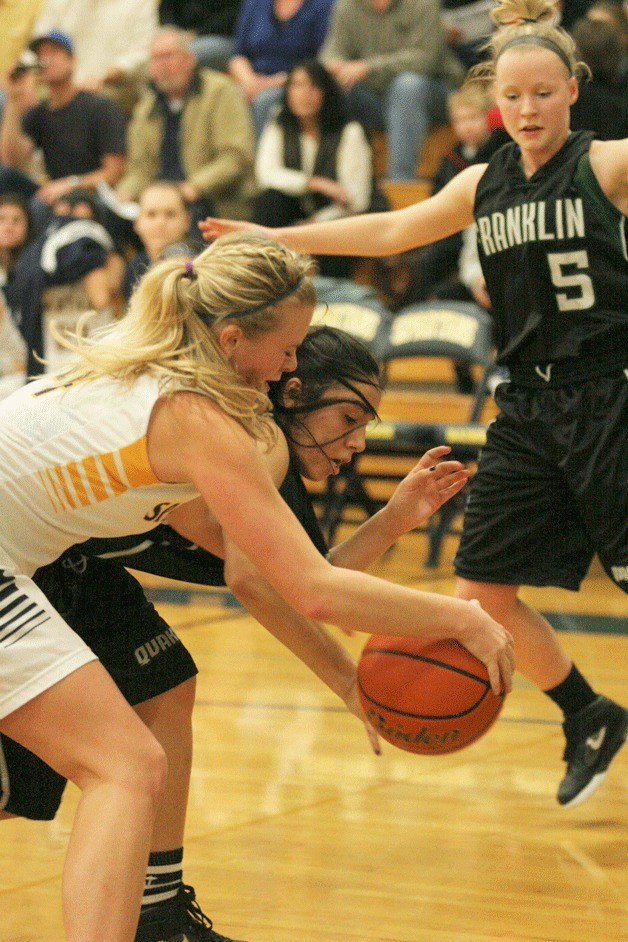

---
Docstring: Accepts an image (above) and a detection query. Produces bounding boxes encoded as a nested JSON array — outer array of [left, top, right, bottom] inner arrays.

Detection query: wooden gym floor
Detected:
[[1, 526, 626, 942], [1, 355, 626, 942]]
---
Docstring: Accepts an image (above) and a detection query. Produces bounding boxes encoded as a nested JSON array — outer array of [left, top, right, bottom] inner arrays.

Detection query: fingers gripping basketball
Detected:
[[357, 636, 505, 755]]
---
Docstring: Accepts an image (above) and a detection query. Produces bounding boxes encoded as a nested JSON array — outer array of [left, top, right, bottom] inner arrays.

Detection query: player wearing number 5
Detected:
[[201, 0, 628, 808]]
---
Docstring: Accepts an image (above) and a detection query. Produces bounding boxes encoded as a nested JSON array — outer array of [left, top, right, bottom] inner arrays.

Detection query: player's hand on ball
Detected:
[[384, 447, 471, 537], [344, 676, 381, 755], [459, 600, 515, 696]]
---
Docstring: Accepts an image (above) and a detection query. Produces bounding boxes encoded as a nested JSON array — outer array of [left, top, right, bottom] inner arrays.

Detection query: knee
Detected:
[[390, 71, 430, 103], [116, 734, 169, 809], [71, 730, 169, 808], [455, 578, 519, 621]]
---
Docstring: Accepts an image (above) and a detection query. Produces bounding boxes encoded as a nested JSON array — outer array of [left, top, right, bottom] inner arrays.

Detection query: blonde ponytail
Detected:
[[50, 233, 317, 442]]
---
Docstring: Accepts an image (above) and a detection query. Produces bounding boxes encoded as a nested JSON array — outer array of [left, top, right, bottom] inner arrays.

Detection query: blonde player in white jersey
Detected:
[[0, 232, 514, 942]]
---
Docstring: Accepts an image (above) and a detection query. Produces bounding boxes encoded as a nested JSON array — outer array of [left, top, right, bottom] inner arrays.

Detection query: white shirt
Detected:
[[33, 0, 157, 81], [255, 120, 373, 222], [0, 373, 198, 576]]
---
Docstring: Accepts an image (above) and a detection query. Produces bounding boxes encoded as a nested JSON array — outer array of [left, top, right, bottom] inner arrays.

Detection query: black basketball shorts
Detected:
[[454, 370, 628, 592], [0, 555, 198, 819]]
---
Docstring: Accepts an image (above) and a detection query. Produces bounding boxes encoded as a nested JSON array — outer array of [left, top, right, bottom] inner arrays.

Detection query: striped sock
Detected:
[[136, 847, 183, 941]]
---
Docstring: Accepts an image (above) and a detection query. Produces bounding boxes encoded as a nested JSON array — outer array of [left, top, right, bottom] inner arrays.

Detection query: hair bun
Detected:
[[491, 0, 556, 28]]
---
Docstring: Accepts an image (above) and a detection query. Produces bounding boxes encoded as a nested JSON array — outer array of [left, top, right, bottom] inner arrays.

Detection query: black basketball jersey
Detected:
[[474, 131, 628, 370], [59, 455, 328, 588]]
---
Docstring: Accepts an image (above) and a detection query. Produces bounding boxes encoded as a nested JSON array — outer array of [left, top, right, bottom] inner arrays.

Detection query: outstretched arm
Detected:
[[199, 164, 486, 257]]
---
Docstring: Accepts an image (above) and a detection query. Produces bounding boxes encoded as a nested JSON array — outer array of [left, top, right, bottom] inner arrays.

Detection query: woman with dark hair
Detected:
[[0, 192, 35, 287], [228, 0, 334, 137], [254, 59, 374, 277]]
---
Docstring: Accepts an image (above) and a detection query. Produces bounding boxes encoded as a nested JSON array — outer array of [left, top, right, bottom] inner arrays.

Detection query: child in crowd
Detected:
[[375, 84, 493, 313], [374, 85, 494, 392], [570, 15, 627, 138], [123, 182, 203, 301]]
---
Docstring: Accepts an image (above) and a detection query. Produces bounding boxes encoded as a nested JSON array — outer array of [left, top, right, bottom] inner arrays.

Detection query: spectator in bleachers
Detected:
[[441, 0, 496, 70], [586, 0, 628, 57], [0, 29, 127, 231], [31, 0, 158, 117], [570, 16, 627, 138], [159, 0, 243, 73], [122, 180, 202, 302], [5, 187, 123, 377], [228, 0, 334, 138], [374, 85, 492, 314], [117, 26, 256, 227], [320, 0, 465, 181], [254, 59, 375, 278], [0, 193, 35, 288]]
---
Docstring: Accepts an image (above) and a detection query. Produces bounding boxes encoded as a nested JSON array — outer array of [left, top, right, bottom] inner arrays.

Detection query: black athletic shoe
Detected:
[[166, 884, 248, 942], [558, 696, 628, 807]]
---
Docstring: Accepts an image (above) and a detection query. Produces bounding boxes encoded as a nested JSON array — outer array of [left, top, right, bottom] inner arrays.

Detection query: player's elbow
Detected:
[[289, 575, 338, 623], [224, 559, 261, 605]]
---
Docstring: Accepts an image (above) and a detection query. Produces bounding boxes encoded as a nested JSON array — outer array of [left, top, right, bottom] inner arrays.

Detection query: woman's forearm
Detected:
[[231, 575, 357, 701], [327, 505, 402, 571]]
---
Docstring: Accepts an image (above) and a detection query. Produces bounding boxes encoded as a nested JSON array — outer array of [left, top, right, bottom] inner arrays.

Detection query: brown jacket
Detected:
[[118, 68, 256, 219]]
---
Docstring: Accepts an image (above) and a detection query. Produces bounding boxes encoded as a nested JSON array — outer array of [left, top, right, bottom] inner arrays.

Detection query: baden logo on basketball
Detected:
[[365, 709, 461, 752]]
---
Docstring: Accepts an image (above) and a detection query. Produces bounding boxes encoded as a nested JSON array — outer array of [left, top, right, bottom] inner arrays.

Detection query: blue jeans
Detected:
[[251, 87, 284, 139], [344, 72, 452, 180]]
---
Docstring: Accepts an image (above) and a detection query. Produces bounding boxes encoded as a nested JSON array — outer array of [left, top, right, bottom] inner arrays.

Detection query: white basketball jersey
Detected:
[[0, 373, 199, 576]]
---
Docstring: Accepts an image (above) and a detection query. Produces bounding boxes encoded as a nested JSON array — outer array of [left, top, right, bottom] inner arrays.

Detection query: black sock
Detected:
[[544, 664, 597, 719], [136, 848, 184, 942]]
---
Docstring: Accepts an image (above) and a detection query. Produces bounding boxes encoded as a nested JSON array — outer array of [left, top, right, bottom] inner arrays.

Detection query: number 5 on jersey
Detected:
[[547, 250, 595, 311]]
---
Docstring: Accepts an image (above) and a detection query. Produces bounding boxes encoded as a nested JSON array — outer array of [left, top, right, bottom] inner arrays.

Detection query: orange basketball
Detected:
[[357, 635, 505, 755]]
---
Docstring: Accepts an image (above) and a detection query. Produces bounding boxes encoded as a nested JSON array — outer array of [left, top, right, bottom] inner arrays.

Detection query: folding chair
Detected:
[[320, 300, 496, 567], [310, 276, 392, 360]]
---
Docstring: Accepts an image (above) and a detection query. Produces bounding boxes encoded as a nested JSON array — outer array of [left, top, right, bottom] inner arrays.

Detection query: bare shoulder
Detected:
[[437, 163, 488, 212], [588, 139, 628, 215], [147, 390, 258, 484]]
